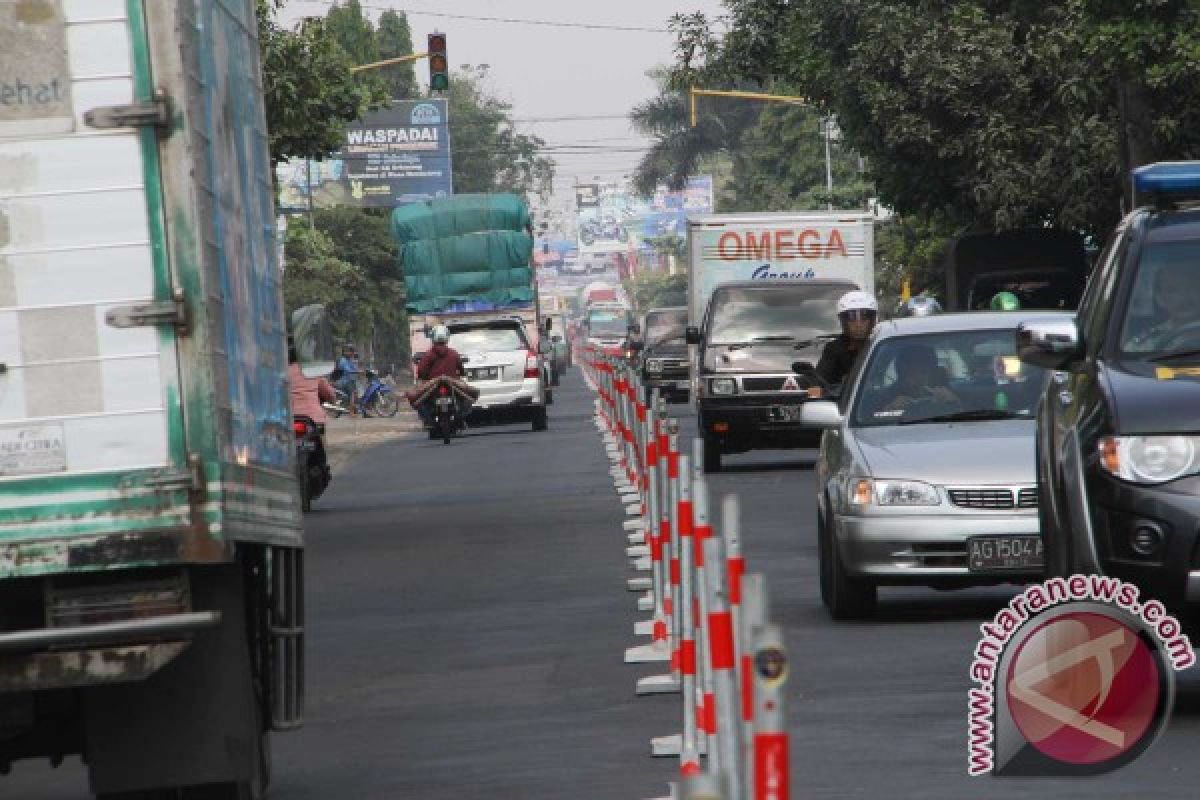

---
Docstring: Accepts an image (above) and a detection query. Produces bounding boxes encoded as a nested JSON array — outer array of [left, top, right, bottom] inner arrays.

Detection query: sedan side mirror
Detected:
[[685, 326, 702, 345], [800, 400, 843, 430], [1016, 316, 1083, 370]]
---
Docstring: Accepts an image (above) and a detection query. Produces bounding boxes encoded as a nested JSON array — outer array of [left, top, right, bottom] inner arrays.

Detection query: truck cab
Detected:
[[688, 280, 857, 471]]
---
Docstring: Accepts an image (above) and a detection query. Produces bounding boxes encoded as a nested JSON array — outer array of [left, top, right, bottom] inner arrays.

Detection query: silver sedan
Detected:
[[802, 312, 1059, 619]]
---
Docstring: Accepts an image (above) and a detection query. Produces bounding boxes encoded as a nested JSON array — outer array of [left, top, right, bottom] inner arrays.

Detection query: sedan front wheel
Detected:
[[819, 509, 877, 620]]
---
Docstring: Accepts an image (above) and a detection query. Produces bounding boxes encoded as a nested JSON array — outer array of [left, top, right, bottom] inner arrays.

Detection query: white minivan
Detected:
[[447, 319, 549, 431]]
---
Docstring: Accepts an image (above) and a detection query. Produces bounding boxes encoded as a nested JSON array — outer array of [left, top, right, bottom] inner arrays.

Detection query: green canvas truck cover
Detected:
[[393, 194, 535, 313]]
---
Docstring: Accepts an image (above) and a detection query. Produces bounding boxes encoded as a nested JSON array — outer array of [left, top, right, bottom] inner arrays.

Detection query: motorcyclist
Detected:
[[990, 291, 1021, 311], [415, 325, 466, 427], [288, 342, 334, 476], [334, 344, 361, 412], [815, 290, 879, 388]]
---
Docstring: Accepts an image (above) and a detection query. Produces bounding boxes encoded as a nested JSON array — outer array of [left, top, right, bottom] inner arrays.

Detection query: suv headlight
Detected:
[[646, 358, 664, 373], [710, 377, 737, 395], [850, 478, 941, 506], [1099, 435, 1198, 484]]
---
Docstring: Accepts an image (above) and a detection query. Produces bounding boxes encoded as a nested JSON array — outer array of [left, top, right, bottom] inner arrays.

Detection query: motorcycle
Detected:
[[330, 368, 399, 418], [411, 375, 476, 444], [293, 415, 331, 512]]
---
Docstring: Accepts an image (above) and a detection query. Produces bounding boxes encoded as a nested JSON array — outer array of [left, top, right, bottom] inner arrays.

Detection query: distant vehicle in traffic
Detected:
[[585, 304, 634, 356], [635, 307, 690, 402], [433, 318, 549, 432], [805, 312, 1056, 618], [1018, 162, 1200, 611], [943, 229, 1089, 312]]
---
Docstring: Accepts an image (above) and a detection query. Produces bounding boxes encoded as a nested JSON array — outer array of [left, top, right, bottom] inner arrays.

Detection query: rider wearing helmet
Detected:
[[417, 325, 465, 381], [990, 291, 1021, 311], [815, 290, 879, 387], [897, 295, 943, 317]]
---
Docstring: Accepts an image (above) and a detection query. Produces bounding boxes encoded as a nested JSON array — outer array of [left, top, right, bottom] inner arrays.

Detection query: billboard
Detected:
[[276, 100, 452, 210]]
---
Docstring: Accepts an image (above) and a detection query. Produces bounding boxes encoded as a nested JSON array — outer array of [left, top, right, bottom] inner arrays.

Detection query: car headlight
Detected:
[[850, 478, 941, 506], [710, 377, 737, 395], [1099, 435, 1198, 484], [646, 359, 664, 373]]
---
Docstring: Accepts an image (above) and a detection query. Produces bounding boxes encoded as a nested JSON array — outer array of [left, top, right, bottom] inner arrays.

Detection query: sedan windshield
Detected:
[[448, 326, 527, 353], [852, 329, 1048, 427], [706, 285, 846, 345]]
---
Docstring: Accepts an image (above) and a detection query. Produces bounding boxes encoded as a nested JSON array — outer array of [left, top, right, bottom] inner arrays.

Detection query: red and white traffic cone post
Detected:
[[705, 496, 746, 797], [750, 621, 789, 800], [675, 452, 702, 777], [634, 422, 681, 689], [626, 410, 671, 667], [738, 572, 769, 795]]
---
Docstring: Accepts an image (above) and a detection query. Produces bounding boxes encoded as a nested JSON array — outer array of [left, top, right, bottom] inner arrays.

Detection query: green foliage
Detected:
[[283, 212, 409, 368], [448, 67, 555, 202], [377, 11, 417, 100], [625, 271, 689, 312], [256, 1, 386, 164], [874, 215, 960, 312]]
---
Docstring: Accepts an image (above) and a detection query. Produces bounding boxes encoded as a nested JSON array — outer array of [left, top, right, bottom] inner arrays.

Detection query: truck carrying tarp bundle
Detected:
[[394, 194, 535, 313]]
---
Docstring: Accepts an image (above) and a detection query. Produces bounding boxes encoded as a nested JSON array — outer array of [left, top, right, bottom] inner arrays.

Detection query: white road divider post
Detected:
[[705, 498, 745, 798], [690, 442, 717, 756], [675, 452, 702, 778], [750, 622, 789, 800], [738, 573, 770, 795]]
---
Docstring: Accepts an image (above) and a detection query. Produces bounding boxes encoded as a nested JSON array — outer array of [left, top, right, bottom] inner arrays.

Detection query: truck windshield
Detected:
[[588, 314, 628, 336], [852, 329, 1048, 427], [706, 285, 845, 345], [645, 310, 688, 347], [449, 326, 528, 353]]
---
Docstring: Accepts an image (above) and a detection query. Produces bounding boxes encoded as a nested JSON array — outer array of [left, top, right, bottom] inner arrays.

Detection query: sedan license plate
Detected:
[[967, 535, 1043, 572], [468, 367, 499, 381], [768, 405, 802, 422]]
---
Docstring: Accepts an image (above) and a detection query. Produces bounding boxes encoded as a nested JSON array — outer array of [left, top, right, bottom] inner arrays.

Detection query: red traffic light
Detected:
[[428, 33, 446, 54], [427, 32, 448, 91]]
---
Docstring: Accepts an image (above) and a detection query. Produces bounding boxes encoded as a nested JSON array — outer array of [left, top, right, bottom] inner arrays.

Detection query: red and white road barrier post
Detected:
[[737, 572, 770, 796], [750, 621, 789, 800], [635, 421, 682, 693], [625, 409, 672, 668], [690, 444, 717, 760], [675, 451, 702, 777], [704, 495, 746, 797]]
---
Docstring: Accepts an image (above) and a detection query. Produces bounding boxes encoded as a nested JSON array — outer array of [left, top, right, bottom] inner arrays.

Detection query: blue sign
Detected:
[[276, 100, 453, 210]]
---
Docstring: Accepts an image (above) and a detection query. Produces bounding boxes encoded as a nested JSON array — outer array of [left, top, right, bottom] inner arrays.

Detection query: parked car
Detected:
[[803, 312, 1056, 618], [444, 318, 549, 431], [1018, 162, 1200, 610]]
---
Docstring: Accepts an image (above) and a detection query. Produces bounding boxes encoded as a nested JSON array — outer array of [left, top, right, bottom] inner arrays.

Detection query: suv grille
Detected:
[[948, 488, 1015, 509], [742, 377, 787, 392], [1017, 488, 1039, 508]]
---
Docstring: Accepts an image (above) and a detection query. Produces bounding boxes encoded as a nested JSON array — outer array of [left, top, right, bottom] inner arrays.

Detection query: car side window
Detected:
[[1081, 228, 1129, 353]]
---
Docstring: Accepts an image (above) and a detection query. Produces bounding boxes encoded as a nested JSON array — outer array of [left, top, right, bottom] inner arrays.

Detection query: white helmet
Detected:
[[431, 324, 450, 344], [836, 290, 878, 316]]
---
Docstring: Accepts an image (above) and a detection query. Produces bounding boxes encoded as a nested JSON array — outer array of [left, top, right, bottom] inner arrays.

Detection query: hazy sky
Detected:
[[279, 0, 727, 204]]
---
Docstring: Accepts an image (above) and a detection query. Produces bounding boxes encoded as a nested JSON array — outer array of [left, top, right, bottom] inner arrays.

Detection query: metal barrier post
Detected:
[[706, 497, 746, 798], [691, 441, 717, 757], [676, 452, 701, 777]]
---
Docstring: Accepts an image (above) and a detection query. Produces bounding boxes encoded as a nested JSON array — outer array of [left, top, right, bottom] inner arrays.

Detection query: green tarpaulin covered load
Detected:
[[393, 194, 535, 313]]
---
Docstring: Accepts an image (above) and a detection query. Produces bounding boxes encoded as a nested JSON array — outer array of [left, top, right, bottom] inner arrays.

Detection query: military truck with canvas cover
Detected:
[[0, 2, 303, 795]]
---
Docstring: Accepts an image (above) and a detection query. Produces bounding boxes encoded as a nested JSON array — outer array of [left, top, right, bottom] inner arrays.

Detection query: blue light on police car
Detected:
[[1132, 162, 1200, 197]]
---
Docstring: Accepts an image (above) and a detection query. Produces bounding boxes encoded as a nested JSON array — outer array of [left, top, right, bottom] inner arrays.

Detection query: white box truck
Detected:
[[684, 212, 875, 471]]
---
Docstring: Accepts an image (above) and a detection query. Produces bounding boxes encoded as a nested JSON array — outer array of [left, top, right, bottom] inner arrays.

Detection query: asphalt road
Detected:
[[8, 369, 1200, 797]]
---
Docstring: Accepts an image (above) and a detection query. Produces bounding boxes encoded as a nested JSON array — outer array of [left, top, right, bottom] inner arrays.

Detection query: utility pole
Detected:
[[823, 118, 834, 211]]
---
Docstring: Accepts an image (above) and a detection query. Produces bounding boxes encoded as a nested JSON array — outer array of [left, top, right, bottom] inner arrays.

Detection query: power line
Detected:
[[290, 1, 671, 33]]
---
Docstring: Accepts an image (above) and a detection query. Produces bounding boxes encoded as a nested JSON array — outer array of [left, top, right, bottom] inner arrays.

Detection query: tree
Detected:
[[447, 66, 555, 201], [376, 11, 417, 100], [256, 1, 385, 164]]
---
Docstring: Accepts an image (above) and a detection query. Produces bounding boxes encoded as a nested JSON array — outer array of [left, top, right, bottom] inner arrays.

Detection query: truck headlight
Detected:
[[850, 478, 940, 506], [1099, 435, 1198, 484], [710, 377, 737, 395], [646, 359, 664, 373]]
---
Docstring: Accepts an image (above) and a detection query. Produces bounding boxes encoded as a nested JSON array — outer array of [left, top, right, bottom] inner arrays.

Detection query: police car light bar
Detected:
[[1132, 162, 1200, 205]]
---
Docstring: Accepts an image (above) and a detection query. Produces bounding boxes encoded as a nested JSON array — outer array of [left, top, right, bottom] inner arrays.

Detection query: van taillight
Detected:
[[525, 352, 540, 379]]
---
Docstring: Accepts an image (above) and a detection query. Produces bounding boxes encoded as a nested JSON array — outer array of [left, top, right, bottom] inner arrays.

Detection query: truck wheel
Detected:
[[532, 406, 549, 431], [702, 433, 721, 473]]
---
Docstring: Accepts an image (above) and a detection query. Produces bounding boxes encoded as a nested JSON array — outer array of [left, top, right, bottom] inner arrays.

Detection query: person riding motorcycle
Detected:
[[990, 291, 1021, 311], [815, 290, 879, 388], [414, 325, 467, 427], [288, 342, 334, 483], [334, 344, 361, 412], [896, 295, 943, 317]]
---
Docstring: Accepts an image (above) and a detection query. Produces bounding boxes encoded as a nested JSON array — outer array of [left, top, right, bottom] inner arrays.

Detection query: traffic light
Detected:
[[427, 33, 448, 91]]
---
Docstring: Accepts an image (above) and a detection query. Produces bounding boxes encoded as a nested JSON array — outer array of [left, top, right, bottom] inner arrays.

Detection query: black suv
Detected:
[[634, 307, 690, 402], [1018, 162, 1200, 609]]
